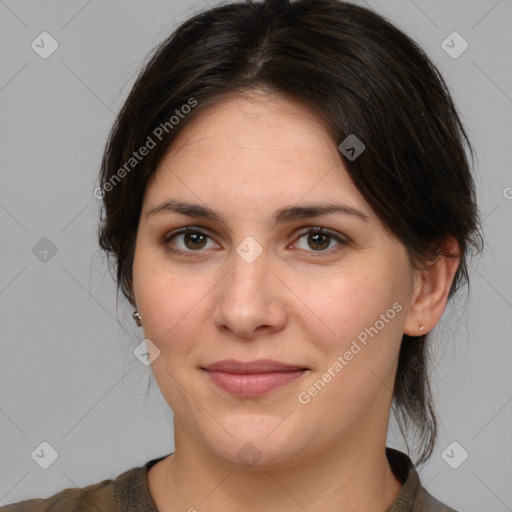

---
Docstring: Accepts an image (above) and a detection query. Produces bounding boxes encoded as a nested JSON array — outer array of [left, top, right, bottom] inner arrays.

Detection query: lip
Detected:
[[201, 359, 309, 397], [202, 359, 308, 373]]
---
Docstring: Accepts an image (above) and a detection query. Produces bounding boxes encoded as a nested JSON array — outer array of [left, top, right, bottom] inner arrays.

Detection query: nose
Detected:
[[212, 249, 288, 339]]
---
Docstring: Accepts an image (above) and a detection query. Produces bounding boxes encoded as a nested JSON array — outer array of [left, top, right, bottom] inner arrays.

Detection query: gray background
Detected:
[[1, 0, 511, 510]]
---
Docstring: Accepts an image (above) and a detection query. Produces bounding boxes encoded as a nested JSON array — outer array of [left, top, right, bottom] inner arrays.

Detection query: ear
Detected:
[[403, 236, 460, 336]]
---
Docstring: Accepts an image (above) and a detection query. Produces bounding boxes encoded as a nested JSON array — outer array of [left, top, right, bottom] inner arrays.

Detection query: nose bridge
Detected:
[[226, 243, 269, 299], [212, 242, 287, 336]]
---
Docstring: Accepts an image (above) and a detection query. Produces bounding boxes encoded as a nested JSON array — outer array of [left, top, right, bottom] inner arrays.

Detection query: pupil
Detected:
[[185, 232, 206, 250], [308, 233, 329, 250]]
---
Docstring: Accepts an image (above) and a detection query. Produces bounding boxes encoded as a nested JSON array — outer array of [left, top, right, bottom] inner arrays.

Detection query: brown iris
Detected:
[[308, 232, 330, 250], [184, 232, 208, 250]]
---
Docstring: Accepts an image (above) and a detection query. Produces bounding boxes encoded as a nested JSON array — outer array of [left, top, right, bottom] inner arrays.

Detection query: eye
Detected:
[[292, 227, 347, 253], [162, 226, 347, 257], [163, 227, 220, 255]]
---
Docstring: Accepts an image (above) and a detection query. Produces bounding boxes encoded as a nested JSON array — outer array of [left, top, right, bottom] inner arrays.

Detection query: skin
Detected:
[[131, 90, 460, 512]]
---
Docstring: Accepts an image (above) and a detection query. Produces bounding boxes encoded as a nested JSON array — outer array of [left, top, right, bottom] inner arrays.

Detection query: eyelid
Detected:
[[293, 226, 350, 244], [163, 226, 216, 243], [162, 226, 221, 256], [290, 226, 349, 253]]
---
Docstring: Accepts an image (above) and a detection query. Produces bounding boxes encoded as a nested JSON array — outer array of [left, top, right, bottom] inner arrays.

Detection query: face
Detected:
[[132, 91, 417, 469]]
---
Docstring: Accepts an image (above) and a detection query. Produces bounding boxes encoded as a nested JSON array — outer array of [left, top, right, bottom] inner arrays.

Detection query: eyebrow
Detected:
[[145, 199, 370, 223]]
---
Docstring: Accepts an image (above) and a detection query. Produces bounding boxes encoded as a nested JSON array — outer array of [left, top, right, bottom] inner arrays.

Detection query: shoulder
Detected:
[[416, 487, 459, 512], [0, 477, 116, 512], [1, 454, 169, 512], [0, 455, 168, 512], [385, 448, 459, 512]]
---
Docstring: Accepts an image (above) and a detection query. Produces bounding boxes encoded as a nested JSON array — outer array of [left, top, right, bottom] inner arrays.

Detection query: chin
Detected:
[[203, 427, 310, 471]]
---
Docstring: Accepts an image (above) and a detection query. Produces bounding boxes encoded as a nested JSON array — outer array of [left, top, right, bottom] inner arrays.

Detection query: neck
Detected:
[[151, 419, 403, 512]]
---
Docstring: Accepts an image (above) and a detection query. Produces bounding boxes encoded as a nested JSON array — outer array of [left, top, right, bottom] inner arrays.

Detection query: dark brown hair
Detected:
[[97, 0, 482, 464]]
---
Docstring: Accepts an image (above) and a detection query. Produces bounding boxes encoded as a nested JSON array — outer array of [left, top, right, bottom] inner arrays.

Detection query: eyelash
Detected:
[[162, 226, 349, 258]]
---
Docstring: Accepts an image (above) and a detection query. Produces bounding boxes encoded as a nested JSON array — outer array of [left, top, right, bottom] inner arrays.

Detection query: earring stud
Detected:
[[132, 310, 142, 327], [419, 325, 424, 332]]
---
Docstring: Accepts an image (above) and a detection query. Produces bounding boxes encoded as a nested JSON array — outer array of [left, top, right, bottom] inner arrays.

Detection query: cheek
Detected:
[[139, 284, 195, 342], [132, 251, 215, 355], [298, 265, 402, 349], [296, 261, 407, 398], [296, 276, 405, 424]]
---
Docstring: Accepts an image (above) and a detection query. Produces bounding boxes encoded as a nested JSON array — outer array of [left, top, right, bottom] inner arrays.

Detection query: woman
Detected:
[[3, 0, 482, 510]]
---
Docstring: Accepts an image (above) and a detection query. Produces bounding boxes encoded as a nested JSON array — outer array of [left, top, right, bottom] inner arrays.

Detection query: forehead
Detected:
[[158, 91, 338, 170], [144, 92, 371, 219]]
